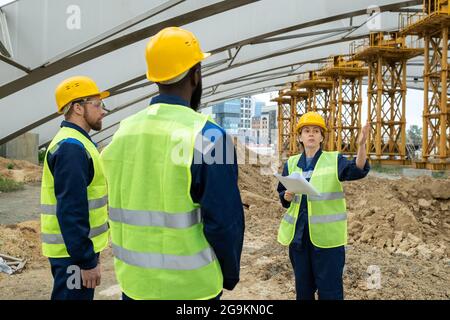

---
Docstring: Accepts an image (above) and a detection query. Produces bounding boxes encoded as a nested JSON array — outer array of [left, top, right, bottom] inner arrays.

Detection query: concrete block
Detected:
[[0, 133, 39, 165]]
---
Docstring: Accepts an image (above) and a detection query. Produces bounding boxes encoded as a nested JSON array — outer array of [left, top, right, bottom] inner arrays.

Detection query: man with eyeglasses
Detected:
[[40, 76, 110, 300]]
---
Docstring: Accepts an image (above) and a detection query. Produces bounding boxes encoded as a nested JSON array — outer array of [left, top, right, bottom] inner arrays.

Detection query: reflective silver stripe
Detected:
[[109, 207, 201, 229], [88, 195, 108, 210], [112, 243, 216, 270], [41, 222, 109, 244], [88, 222, 109, 238], [48, 143, 61, 155], [309, 192, 345, 201], [302, 170, 313, 179], [41, 196, 108, 215], [283, 213, 295, 224], [41, 233, 65, 245], [310, 213, 347, 224], [41, 204, 57, 215]]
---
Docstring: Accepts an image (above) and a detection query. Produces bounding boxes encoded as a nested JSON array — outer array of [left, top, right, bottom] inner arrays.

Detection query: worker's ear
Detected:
[[72, 102, 85, 116]]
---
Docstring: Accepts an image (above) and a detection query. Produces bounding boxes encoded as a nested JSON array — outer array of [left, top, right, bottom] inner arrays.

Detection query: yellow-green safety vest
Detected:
[[100, 103, 224, 300], [277, 151, 347, 248], [40, 126, 109, 258]]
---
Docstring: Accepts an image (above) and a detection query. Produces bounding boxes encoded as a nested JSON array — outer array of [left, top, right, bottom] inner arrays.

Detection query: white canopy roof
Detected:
[[0, 0, 428, 146]]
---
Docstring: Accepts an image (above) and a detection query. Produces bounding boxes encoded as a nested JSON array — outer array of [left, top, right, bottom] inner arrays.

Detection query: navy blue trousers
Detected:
[[122, 291, 223, 300], [48, 254, 99, 300], [289, 238, 345, 300]]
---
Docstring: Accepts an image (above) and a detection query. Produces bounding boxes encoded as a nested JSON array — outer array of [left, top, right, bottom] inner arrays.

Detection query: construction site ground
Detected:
[[0, 154, 449, 300]]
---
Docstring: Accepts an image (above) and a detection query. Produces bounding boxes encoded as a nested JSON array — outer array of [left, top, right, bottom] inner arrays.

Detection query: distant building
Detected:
[[262, 104, 278, 145], [240, 97, 252, 130], [250, 113, 270, 145], [253, 101, 264, 117], [210, 98, 276, 146], [211, 99, 241, 134], [251, 116, 261, 130]]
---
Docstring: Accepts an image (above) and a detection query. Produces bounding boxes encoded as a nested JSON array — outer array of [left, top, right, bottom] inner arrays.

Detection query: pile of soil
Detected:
[[0, 157, 42, 183], [0, 220, 45, 284], [0, 221, 44, 268], [231, 147, 449, 299], [346, 176, 450, 262]]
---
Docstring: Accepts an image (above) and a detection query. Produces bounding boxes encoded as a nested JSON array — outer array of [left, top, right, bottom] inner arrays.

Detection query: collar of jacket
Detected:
[[150, 93, 190, 108], [297, 148, 323, 170], [60, 120, 96, 147]]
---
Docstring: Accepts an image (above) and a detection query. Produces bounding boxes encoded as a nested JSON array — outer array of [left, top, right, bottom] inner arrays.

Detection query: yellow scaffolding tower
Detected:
[[320, 55, 368, 156], [273, 83, 309, 158], [351, 32, 423, 165], [273, 88, 293, 160], [297, 71, 334, 150], [400, 0, 450, 170], [285, 84, 309, 155]]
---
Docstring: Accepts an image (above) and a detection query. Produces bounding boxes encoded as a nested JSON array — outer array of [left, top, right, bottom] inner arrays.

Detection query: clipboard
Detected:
[[274, 172, 320, 196]]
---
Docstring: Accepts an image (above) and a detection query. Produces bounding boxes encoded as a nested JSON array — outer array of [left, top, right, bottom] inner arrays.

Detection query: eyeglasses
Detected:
[[85, 99, 105, 109], [72, 98, 109, 112]]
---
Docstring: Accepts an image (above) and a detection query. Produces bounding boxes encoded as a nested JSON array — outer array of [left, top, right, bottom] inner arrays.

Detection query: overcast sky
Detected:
[[254, 86, 423, 128]]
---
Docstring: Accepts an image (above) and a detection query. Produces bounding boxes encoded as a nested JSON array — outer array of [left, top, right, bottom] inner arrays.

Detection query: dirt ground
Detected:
[[0, 153, 449, 300], [0, 157, 42, 184], [0, 183, 41, 224]]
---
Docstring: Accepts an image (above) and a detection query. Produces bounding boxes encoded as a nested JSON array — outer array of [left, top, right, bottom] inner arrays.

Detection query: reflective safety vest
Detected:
[[277, 151, 347, 248], [100, 103, 224, 300], [40, 126, 109, 258]]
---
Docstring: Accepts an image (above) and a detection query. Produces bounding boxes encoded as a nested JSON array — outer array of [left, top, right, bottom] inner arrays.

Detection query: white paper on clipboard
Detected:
[[274, 172, 320, 196]]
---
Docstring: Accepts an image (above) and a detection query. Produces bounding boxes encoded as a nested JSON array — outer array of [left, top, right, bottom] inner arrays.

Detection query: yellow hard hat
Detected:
[[145, 27, 210, 83], [55, 76, 110, 114], [296, 112, 328, 132]]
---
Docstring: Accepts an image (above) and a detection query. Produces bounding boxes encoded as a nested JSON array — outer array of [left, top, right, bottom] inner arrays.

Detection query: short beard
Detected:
[[190, 79, 202, 111], [84, 110, 102, 131]]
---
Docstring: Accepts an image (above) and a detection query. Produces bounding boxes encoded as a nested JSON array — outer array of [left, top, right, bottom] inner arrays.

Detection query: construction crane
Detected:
[[350, 32, 423, 166], [320, 55, 368, 157], [400, 0, 450, 170]]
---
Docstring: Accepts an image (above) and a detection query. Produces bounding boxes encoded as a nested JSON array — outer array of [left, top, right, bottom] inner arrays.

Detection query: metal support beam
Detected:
[[422, 28, 450, 163], [0, 8, 12, 57], [329, 76, 363, 156], [251, 26, 357, 44], [367, 58, 408, 161], [0, 0, 258, 99], [400, 0, 450, 167], [44, 0, 186, 64]]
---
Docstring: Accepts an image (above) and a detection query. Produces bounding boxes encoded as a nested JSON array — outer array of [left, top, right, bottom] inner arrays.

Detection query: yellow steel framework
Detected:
[[285, 84, 309, 155], [297, 71, 334, 150], [320, 55, 368, 156], [400, 0, 450, 170], [274, 89, 293, 159], [273, 83, 309, 159], [351, 32, 423, 165]]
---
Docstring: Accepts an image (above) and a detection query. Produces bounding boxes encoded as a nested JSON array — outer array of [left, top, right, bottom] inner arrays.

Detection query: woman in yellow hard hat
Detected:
[[276, 111, 370, 300]]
